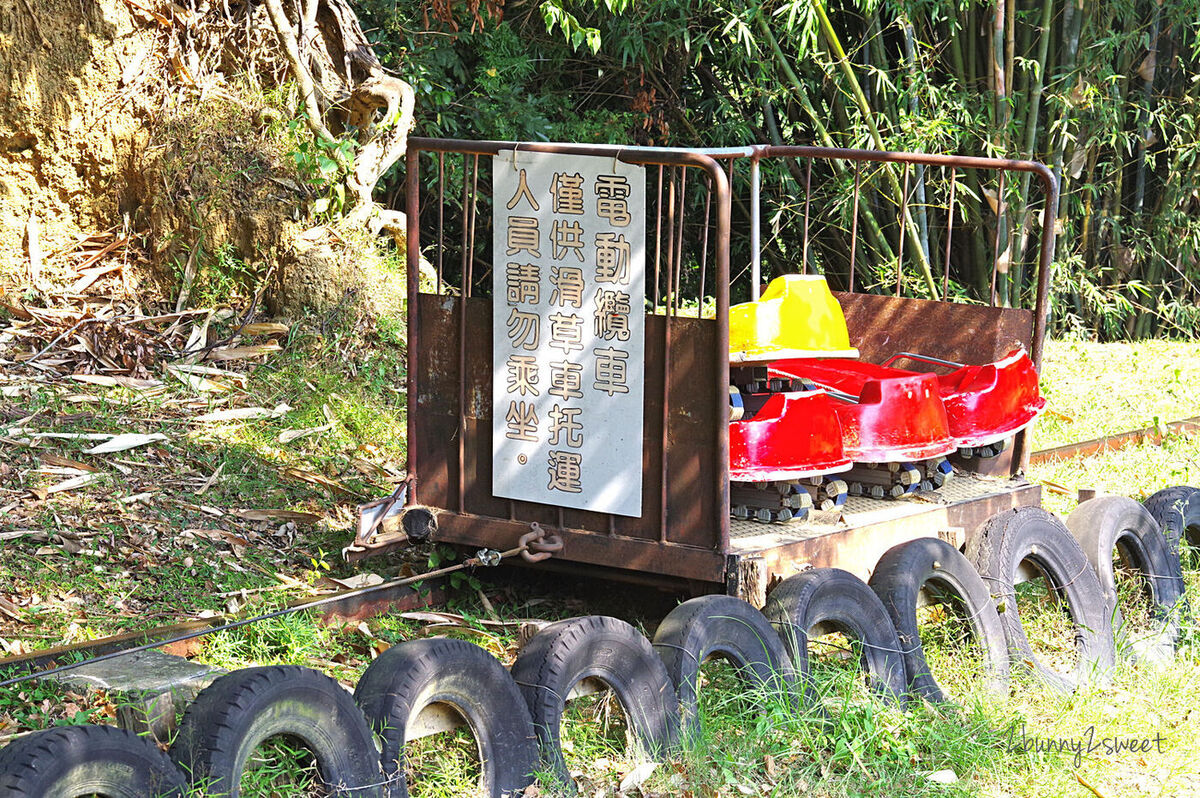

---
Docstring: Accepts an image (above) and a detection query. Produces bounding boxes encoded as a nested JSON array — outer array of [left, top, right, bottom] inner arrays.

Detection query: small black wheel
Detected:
[[966, 507, 1116, 692], [1067, 496, 1185, 657], [762, 568, 909, 706], [869, 537, 1009, 702], [354, 637, 539, 798], [651, 594, 796, 740], [0, 724, 187, 797], [170, 665, 384, 797], [510, 616, 680, 789], [1143, 485, 1200, 577]]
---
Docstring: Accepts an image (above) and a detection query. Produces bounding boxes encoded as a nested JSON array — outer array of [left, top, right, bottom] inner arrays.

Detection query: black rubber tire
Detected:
[[966, 507, 1116, 693], [762, 568, 909, 706], [510, 615, 680, 789], [1067, 496, 1185, 656], [0, 724, 187, 798], [170, 665, 384, 798], [1143, 485, 1200, 579], [868, 537, 1010, 703], [353, 637, 539, 798], [651, 595, 796, 740]]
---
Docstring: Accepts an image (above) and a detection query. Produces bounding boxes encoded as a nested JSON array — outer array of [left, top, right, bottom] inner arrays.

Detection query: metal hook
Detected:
[[519, 522, 563, 563]]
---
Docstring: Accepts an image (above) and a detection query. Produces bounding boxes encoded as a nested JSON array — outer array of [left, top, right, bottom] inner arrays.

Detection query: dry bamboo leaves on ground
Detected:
[[193, 404, 290, 423]]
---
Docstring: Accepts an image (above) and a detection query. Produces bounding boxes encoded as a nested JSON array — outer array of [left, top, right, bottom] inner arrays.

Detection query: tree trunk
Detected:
[[261, 0, 415, 216]]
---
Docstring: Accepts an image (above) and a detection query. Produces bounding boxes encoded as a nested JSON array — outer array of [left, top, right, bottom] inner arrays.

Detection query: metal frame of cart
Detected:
[[359, 138, 1059, 602]]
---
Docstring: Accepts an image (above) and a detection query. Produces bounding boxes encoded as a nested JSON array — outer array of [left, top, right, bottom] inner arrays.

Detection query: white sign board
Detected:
[[492, 150, 645, 517]]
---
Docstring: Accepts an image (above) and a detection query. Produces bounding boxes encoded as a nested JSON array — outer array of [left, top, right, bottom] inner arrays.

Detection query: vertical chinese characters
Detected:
[[492, 152, 644, 516], [502, 168, 545, 446], [544, 171, 588, 491]]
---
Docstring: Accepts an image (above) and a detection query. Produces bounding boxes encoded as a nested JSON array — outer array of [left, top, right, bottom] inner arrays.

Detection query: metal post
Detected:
[[896, 163, 910, 297], [849, 163, 860, 292], [750, 155, 761, 299], [990, 170, 1005, 307], [802, 159, 812, 274], [405, 148, 421, 504], [436, 154, 444, 294]]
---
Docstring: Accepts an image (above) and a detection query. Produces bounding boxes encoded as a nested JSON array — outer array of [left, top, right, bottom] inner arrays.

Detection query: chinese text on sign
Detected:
[[492, 150, 646, 517]]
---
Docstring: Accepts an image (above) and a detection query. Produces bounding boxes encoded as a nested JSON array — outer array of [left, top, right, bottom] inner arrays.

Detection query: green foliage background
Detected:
[[355, 0, 1200, 340]]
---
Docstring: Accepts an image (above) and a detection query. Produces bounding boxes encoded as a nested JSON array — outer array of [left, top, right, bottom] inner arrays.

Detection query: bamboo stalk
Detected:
[[1133, 0, 1164, 220], [1012, 0, 1056, 299], [992, 0, 1011, 306], [756, 13, 896, 268], [1005, 0, 1016, 105], [900, 12, 932, 267], [868, 12, 899, 132], [966, 4, 978, 91], [809, 0, 939, 298]]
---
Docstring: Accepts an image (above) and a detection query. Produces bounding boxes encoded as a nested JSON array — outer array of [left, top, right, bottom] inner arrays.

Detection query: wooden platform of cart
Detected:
[[726, 471, 1040, 605]]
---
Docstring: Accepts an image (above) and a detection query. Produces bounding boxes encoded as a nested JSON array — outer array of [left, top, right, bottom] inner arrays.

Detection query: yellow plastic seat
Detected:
[[729, 274, 858, 363]]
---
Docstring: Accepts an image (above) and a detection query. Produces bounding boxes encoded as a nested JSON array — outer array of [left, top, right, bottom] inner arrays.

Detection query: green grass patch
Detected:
[[236, 735, 324, 798], [405, 722, 485, 798], [1032, 339, 1200, 451], [914, 596, 991, 703]]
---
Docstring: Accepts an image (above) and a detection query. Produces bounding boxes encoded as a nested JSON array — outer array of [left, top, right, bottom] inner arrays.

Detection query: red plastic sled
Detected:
[[729, 389, 853, 481], [769, 360, 956, 463], [882, 348, 1046, 448]]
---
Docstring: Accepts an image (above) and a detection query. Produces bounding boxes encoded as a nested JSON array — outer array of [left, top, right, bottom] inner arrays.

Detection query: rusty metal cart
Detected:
[[353, 138, 1059, 606]]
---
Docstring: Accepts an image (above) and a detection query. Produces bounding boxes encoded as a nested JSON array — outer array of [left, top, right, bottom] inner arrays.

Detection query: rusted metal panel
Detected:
[[834, 291, 1034, 367], [435, 513, 727, 583], [663, 315, 722, 547], [412, 294, 724, 555]]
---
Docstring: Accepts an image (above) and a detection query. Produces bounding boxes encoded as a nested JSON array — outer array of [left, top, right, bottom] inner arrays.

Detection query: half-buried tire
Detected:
[[0, 724, 187, 797], [966, 507, 1116, 693], [510, 616, 680, 791], [762, 568, 909, 706], [354, 637, 539, 798], [1067, 496, 1185, 658], [1143, 485, 1200, 579], [171, 665, 384, 797], [652, 594, 796, 740], [869, 537, 1009, 703]]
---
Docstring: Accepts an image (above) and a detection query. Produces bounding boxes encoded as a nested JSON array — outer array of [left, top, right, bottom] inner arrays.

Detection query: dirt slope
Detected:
[[0, 0, 160, 283]]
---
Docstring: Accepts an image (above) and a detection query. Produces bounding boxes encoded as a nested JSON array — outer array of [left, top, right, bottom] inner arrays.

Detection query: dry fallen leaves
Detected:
[[29, 472, 106, 500], [0, 596, 26, 623], [205, 342, 282, 362], [281, 467, 359, 497], [83, 433, 169, 454], [238, 322, 290, 337], [233, 509, 322, 524], [193, 403, 290, 423]]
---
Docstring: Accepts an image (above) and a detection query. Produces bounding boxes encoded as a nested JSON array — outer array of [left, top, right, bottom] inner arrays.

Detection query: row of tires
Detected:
[[2, 491, 1197, 797]]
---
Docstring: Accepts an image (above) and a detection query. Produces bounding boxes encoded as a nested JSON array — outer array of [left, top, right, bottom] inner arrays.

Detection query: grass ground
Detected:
[[2, 333, 1200, 796], [0, 301, 415, 655], [1030, 339, 1200, 451], [1029, 338, 1200, 517]]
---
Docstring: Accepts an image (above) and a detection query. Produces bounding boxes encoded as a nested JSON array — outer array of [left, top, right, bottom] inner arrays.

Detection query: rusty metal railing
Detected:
[[753, 146, 1058, 368], [404, 139, 737, 561]]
